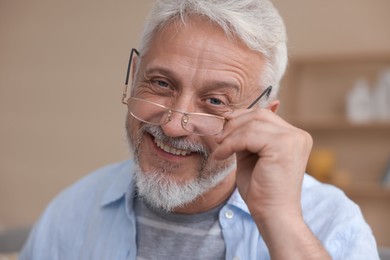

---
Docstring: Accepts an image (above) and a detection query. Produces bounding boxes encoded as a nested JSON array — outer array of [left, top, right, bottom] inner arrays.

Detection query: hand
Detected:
[[212, 107, 313, 224], [212, 108, 332, 259]]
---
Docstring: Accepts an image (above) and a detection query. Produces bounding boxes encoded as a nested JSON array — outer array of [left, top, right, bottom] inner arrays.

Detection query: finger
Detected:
[[212, 120, 284, 160], [218, 108, 293, 143]]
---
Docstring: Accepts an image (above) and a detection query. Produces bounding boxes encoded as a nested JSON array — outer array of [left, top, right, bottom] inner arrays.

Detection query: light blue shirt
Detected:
[[20, 160, 379, 259]]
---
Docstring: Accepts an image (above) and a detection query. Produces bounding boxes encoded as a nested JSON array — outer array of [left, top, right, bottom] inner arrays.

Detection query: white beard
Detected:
[[133, 162, 235, 212], [128, 123, 236, 212]]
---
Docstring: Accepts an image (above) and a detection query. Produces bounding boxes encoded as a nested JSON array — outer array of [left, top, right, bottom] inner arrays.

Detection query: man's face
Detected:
[[126, 16, 265, 211]]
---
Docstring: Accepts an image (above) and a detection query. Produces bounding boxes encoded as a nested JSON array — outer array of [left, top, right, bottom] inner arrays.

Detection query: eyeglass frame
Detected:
[[128, 97, 228, 135], [121, 48, 273, 133]]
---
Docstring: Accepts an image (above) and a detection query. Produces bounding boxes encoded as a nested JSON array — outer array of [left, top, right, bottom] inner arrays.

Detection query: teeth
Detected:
[[155, 139, 191, 156]]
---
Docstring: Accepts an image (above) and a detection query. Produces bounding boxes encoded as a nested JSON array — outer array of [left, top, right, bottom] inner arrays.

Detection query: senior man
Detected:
[[21, 0, 379, 259]]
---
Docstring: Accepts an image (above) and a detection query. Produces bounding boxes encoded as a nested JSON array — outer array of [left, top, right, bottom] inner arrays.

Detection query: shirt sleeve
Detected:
[[301, 175, 380, 260]]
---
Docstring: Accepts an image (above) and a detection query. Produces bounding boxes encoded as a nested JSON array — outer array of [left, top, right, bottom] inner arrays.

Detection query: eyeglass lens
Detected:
[[128, 98, 225, 135]]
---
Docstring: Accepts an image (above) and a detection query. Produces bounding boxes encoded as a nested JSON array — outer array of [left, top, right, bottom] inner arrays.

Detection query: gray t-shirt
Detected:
[[135, 198, 226, 260]]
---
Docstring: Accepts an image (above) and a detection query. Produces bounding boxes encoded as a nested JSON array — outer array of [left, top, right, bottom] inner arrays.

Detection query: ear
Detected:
[[267, 99, 280, 113]]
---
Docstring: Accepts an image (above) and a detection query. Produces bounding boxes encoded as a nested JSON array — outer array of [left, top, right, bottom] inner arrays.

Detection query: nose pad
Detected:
[[181, 114, 188, 127], [181, 114, 195, 133], [160, 111, 191, 137], [160, 109, 172, 125]]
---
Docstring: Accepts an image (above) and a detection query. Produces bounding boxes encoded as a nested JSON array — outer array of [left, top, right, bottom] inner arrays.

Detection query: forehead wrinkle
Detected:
[[142, 16, 265, 100], [191, 47, 255, 92], [168, 50, 248, 95], [164, 25, 253, 85]]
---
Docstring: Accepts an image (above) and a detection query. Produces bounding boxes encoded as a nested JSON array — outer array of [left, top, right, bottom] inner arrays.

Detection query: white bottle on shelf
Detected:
[[373, 69, 390, 121], [346, 78, 372, 123]]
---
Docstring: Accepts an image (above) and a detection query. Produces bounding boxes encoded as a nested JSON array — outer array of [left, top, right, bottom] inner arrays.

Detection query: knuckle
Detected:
[[283, 128, 312, 149], [297, 129, 313, 147]]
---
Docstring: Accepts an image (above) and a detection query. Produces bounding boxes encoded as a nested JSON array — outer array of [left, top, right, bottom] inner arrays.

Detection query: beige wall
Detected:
[[0, 0, 154, 230], [1, 0, 390, 231], [273, 0, 390, 59]]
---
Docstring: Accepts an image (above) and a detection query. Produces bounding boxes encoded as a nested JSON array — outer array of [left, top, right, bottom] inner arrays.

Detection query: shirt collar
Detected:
[[101, 160, 135, 206], [100, 160, 250, 216], [226, 188, 251, 215]]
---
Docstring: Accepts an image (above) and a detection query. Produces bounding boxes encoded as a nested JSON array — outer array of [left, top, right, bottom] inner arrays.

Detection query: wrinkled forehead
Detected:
[[137, 16, 266, 95]]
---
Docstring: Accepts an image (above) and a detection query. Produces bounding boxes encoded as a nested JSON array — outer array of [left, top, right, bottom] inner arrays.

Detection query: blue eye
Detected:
[[151, 79, 169, 88], [208, 98, 223, 106]]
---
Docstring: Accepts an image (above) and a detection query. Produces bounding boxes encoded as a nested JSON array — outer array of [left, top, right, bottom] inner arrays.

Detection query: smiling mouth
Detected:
[[153, 137, 192, 156]]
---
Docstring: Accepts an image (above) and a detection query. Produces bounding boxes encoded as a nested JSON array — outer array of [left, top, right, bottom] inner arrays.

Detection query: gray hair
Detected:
[[137, 0, 288, 100]]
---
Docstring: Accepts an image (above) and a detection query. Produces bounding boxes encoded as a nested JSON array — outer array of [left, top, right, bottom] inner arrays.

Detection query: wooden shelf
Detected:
[[281, 54, 390, 247], [288, 118, 390, 131], [336, 182, 390, 199], [290, 53, 390, 65]]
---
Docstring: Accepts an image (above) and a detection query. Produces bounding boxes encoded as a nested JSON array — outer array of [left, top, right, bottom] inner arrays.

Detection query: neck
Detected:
[[173, 171, 236, 214]]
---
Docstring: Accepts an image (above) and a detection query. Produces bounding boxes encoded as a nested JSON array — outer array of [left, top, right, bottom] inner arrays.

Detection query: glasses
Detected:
[[128, 97, 227, 135], [122, 48, 273, 135]]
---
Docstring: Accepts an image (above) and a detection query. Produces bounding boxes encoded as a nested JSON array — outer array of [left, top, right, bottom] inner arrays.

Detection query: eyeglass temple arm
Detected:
[[247, 86, 272, 109], [122, 48, 140, 104]]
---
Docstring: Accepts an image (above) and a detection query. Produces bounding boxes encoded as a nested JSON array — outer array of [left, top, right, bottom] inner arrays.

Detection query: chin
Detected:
[[133, 160, 236, 212], [126, 121, 236, 211]]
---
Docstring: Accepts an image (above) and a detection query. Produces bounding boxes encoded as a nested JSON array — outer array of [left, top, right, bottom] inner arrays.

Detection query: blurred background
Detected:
[[1, 0, 389, 257]]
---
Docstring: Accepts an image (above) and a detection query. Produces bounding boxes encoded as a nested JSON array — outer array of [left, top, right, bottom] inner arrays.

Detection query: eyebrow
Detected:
[[204, 80, 240, 93], [144, 66, 241, 93], [144, 66, 177, 79]]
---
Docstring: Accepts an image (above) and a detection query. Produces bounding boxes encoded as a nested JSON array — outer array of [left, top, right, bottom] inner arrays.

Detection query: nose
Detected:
[[161, 111, 192, 137]]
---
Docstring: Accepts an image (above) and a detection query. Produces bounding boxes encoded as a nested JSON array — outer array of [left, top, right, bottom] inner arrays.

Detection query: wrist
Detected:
[[254, 208, 303, 241], [254, 212, 330, 260]]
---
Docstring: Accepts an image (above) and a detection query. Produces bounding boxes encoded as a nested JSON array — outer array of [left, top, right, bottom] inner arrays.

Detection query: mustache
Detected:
[[142, 124, 210, 157]]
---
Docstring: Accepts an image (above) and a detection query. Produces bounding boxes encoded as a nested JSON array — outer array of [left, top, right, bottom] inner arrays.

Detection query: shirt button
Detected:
[[225, 210, 234, 219], [233, 257, 240, 260]]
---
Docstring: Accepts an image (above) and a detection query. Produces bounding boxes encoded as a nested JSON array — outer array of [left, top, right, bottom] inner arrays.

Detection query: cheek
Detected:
[[126, 112, 142, 144]]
